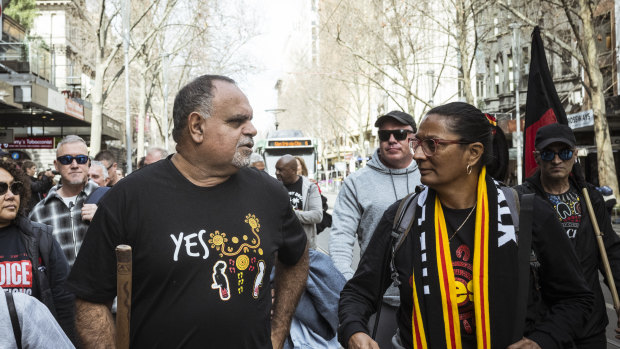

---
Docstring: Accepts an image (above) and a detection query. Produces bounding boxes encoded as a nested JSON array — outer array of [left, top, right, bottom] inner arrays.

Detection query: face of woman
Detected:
[[0, 168, 20, 228], [413, 114, 473, 189]]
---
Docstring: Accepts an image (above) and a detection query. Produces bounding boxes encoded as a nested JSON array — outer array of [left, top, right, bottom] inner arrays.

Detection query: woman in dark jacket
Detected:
[[338, 102, 593, 349], [0, 159, 74, 341]]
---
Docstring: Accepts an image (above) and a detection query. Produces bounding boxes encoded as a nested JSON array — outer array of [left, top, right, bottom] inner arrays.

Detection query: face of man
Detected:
[[535, 142, 576, 183], [199, 80, 256, 171], [88, 165, 109, 187], [275, 157, 298, 185], [99, 159, 118, 184], [55, 142, 90, 186], [378, 119, 415, 169]]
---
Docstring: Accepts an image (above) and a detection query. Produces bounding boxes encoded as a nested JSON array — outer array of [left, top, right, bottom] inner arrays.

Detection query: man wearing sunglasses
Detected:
[[329, 110, 421, 348], [515, 123, 620, 348], [29, 135, 100, 267]]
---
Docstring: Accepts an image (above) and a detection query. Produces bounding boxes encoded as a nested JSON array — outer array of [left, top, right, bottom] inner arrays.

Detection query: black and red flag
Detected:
[[523, 26, 568, 178]]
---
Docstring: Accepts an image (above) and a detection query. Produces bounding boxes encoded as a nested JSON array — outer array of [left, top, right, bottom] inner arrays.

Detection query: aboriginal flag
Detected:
[[523, 26, 568, 178]]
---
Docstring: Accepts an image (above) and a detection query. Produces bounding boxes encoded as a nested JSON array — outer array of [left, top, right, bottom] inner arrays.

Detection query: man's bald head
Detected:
[[275, 154, 300, 185]]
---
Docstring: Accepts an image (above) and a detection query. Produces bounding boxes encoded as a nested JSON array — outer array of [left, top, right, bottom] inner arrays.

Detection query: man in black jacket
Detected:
[[515, 123, 620, 348]]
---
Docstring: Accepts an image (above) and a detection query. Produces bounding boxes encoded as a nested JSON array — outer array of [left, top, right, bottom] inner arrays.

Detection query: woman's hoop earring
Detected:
[[466, 164, 472, 175]]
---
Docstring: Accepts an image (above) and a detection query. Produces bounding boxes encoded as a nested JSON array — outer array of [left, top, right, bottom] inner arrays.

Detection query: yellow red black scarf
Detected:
[[411, 167, 493, 349]]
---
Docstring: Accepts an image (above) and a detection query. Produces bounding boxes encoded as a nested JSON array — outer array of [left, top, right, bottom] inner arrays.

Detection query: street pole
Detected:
[[510, 23, 522, 184], [162, 54, 169, 151], [616, 0, 620, 93], [123, 0, 132, 173]]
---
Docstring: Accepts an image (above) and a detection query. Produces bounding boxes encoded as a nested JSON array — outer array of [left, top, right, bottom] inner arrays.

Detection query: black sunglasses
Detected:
[[0, 181, 24, 196], [57, 155, 89, 165], [378, 129, 414, 142], [539, 149, 574, 162]]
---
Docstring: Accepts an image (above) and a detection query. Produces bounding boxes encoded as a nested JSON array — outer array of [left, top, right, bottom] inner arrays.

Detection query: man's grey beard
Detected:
[[232, 136, 254, 168]]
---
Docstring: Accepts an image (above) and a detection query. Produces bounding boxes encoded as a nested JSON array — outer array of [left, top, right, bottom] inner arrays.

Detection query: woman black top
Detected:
[[338, 102, 593, 349]]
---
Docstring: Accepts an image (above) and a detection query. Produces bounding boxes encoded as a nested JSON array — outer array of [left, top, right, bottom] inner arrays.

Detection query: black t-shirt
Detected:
[[67, 160, 307, 348], [545, 186, 582, 240], [0, 225, 33, 295], [444, 205, 477, 349], [284, 176, 303, 210]]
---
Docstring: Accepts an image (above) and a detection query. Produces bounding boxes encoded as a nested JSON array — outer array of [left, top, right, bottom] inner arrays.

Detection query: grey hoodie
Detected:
[[329, 149, 420, 305]]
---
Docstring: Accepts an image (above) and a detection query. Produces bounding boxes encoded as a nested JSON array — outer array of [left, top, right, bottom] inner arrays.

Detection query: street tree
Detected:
[[497, 0, 619, 196]]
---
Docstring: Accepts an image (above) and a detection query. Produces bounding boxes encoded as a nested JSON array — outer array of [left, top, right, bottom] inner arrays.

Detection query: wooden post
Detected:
[[116, 245, 132, 349], [582, 188, 620, 310]]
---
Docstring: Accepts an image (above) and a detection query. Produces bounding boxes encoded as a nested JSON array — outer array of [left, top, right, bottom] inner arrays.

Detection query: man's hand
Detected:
[[507, 337, 541, 349], [81, 204, 98, 221], [348, 332, 379, 349]]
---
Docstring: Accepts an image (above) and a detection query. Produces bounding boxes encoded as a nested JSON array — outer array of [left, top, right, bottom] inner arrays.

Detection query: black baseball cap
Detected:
[[374, 110, 417, 131], [535, 123, 576, 150]]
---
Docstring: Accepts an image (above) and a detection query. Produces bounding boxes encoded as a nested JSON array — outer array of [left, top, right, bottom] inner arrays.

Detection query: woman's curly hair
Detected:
[[0, 158, 31, 217]]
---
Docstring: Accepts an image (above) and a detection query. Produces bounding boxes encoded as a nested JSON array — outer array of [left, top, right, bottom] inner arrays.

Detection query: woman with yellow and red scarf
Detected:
[[338, 102, 593, 349]]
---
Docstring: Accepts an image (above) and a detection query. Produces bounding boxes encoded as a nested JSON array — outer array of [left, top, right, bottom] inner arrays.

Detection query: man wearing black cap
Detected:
[[329, 110, 421, 348], [515, 123, 620, 348]]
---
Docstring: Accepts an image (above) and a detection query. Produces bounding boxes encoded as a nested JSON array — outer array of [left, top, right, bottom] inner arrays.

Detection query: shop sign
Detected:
[[65, 98, 84, 120], [567, 110, 594, 129], [1, 137, 54, 149]]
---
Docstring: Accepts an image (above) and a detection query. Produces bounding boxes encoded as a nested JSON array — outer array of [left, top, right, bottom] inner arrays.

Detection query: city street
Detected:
[[319, 187, 620, 348]]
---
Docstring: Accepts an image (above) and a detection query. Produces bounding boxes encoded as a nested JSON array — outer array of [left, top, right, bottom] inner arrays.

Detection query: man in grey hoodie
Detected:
[[329, 110, 421, 348]]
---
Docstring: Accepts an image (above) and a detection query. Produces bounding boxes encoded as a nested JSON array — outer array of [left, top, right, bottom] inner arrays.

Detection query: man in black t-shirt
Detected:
[[515, 123, 620, 348], [275, 155, 322, 248], [67, 75, 309, 349]]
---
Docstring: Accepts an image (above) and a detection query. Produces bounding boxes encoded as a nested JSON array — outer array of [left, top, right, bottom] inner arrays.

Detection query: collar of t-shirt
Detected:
[[60, 195, 78, 209]]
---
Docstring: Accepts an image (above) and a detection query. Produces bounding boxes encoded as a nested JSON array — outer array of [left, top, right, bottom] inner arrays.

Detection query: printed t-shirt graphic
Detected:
[[546, 188, 581, 239], [0, 225, 33, 294], [285, 177, 303, 210], [444, 205, 477, 348]]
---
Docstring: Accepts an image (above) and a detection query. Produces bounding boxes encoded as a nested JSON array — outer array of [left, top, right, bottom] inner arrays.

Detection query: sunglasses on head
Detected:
[[0, 181, 24, 196], [378, 129, 414, 142], [57, 155, 89, 165], [539, 149, 574, 162]]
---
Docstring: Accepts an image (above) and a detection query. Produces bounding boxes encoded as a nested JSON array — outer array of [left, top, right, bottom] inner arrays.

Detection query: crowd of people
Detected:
[[0, 73, 619, 349]]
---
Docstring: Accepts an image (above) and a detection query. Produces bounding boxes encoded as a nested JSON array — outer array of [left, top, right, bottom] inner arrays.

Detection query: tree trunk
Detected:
[[580, 0, 619, 195], [89, 55, 105, 156], [457, 0, 475, 105]]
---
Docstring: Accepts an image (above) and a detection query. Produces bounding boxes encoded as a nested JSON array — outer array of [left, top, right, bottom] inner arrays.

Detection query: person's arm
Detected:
[[13, 292, 75, 349], [271, 244, 309, 349], [75, 298, 116, 348], [526, 198, 593, 348], [329, 179, 362, 279], [295, 183, 323, 224], [338, 204, 397, 348]]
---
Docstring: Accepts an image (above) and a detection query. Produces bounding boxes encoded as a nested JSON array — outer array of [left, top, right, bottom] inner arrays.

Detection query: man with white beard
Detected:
[[67, 75, 309, 349]]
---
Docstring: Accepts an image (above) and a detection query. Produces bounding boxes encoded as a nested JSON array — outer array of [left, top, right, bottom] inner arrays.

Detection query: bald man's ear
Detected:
[[188, 112, 206, 143]]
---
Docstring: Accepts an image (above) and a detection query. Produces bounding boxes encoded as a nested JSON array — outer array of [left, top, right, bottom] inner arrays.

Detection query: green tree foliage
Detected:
[[5, 0, 37, 31]]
